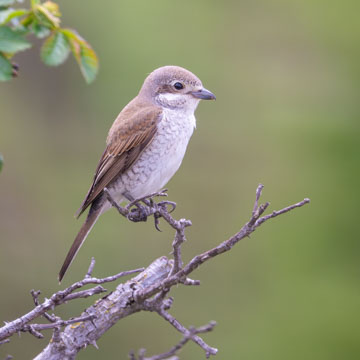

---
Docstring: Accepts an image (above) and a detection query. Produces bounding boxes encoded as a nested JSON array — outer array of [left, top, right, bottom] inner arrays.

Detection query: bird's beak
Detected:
[[191, 88, 216, 100]]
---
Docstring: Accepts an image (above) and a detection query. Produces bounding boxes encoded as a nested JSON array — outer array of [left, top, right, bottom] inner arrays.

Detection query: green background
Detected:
[[1, 0, 359, 359]]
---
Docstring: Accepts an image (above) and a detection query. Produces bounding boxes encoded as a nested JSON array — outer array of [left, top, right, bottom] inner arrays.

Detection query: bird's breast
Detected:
[[112, 110, 196, 200]]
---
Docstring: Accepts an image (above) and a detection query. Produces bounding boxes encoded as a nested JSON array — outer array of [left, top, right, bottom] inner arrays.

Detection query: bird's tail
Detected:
[[58, 205, 102, 282]]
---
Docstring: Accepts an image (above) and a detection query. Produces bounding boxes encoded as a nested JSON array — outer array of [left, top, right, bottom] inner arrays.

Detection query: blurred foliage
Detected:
[[1, 0, 360, 359], [0, 0, 98, 82]]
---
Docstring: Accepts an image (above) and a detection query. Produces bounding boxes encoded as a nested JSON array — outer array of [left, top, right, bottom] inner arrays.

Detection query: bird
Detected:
[[58, 65, 215, 282]]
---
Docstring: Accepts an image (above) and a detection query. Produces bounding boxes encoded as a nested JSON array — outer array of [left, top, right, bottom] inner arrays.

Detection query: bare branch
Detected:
[[31, 290, 57, 323], [254, 197, 310, 228], [0, 263, 144, 343], [252, 183, 264, 216], [1, 185, 310, 359], [24, 315, 96, 334], [156, 309, 217, 357], [180, 277, 200, 286], [33, 257, 173, 360], [62, 285, 106, 301], [169, 218, 192, 276], [85, 257, 96, 278], [133, 185, 309, 302], [130, 321, 216, 360]]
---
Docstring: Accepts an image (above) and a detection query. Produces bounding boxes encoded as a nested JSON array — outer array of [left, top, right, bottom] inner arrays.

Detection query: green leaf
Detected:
[[0, 25, 31, 53], [42, 1, 60, 18], [0, 0, 14, 6], [62, 29, 98, 83], [34, 4, 60, 28], [32, 21, 50, 38], [41, 30, 69, 66], [0, 8, 28, 25], [0, 8, 13, 24], [30, 0, 40, 7], [20, 12, 34, 27], [0, 52, 12, 80], [77, 40, 98, 84], [0, 153, 3, 173]]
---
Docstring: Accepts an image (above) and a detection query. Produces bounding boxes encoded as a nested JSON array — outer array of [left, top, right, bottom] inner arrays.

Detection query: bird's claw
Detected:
[[158, 200, 176, 213], [154, 212, 162, 232], [128, 203, 148, 222], [152, 201, 176, 231]]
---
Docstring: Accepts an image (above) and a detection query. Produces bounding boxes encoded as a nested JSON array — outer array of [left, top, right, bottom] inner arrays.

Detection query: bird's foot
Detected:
[[124, 189, 176, 229], [127, 203, 149, 222]]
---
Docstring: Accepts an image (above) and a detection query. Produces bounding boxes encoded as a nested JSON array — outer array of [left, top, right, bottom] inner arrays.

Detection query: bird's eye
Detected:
[[173, 82, 184, 90]]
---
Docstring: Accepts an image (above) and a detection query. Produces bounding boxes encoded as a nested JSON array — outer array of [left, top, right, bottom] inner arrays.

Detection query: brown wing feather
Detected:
[[76, 101, 162, 217]]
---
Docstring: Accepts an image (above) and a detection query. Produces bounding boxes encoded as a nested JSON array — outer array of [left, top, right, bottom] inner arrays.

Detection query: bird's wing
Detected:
[[76, 104, 162, 217]]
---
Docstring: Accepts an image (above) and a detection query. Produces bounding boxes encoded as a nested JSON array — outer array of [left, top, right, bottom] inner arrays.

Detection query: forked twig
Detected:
[[1, 185, 309, 360], [0, 260, 144, 342]]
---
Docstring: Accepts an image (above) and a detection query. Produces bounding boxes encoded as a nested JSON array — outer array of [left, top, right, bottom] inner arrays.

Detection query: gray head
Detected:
[[140, 66, 215, 111]]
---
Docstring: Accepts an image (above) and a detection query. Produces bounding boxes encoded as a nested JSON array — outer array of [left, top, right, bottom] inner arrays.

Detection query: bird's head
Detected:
[[140, 65, 215, 112]]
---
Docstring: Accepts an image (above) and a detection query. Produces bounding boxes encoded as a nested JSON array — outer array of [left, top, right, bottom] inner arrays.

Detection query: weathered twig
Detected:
[[30, 289, 57, 323], [85, 256, 96, 278], [22, 315, 97, 339], [33, 257, 174, 360], [156, 308, 217, 357], [1, 185, 309, 359], [0, 260, 144, 342], [130, 321, 216, 360], [133, 185, 310, 302], [254, 197, 310, 228]]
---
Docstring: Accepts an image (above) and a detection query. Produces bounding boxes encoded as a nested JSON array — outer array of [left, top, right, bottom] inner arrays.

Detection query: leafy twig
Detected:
[[0, 0, 98, 82]]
